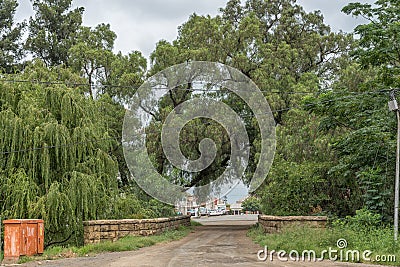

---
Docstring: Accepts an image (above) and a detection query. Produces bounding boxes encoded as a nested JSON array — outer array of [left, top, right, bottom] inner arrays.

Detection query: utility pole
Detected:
[[388, 90, 400, 241]]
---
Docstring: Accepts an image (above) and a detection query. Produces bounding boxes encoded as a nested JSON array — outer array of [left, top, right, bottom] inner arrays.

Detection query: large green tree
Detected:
[[151, 0, 352, 124], [68, 23, 116, 99], [343, 0, 400, 88], [26, 0, 84, 66], [0, 61, 175, 246], [101, 50, 147, 102], [0, 61, 118, 245], [302, 0, 400, 219], [343, 0, 400, 87], [0, 0, 25, 72], [242, 196, 261, 212], [259, 108, 340, 215], [146, 0, 351, 192]]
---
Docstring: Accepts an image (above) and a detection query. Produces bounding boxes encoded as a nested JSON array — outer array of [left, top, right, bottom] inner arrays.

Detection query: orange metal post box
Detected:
[[2, 219, 44, 264]]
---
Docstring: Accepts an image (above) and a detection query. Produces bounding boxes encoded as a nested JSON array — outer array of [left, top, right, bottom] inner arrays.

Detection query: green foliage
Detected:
[[147, 0, 350, 190], [95, 94, 131, 186], [342, 0, 400, 88], [68, 24, 116, 99], [250, 210, 398, 265], [241, 196, 261, 212], [1, 169, 39, 219], [337, 208, 383, 230], [358, 168, 392, 219], [1, 0, 399, 250], [305, 64, 395, 219], [258, 109, 336, 215], [141, 199, 176, 218], [26, 0, 84, 66], [0, 0, 25, 72], [260, 160, 331, 216], [66, 22, 147, 113], [249, 223, 399, 265], [108, 194, 175, 220], [150, 0, 351, 115], [0, 63, 174, 247], [330, 2, 400, 221], [0, 63, 116, 245], [102, 51, 147, 101]]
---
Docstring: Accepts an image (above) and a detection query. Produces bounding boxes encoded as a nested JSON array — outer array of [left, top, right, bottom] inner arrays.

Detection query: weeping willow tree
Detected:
[[0, 61, 125, 246]]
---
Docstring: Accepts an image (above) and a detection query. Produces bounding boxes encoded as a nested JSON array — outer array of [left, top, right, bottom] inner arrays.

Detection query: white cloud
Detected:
[[75, 0, 226, 57]]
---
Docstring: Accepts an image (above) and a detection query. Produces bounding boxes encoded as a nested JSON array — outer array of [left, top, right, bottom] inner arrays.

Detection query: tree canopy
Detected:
[[26, 0, 84, 66], [145, 0, 351, 194], [0, 0, 25, 72]]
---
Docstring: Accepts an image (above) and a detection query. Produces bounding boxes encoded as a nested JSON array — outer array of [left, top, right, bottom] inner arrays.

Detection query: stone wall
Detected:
[[258, 215, 327, 233], [83, 216, 191, 244]]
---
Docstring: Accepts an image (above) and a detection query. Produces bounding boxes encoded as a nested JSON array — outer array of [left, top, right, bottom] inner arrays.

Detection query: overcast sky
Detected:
[[16, 0, 374, 60]]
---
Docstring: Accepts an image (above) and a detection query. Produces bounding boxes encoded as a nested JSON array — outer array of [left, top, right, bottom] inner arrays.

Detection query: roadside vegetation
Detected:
[[249, 209, 400, 265]]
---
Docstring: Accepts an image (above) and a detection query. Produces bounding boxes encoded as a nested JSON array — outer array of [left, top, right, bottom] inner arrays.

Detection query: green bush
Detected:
[[332, 208, 384, 231]]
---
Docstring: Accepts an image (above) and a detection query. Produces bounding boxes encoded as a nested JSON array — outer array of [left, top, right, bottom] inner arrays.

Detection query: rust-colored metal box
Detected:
[[2, 219, 44, 264]]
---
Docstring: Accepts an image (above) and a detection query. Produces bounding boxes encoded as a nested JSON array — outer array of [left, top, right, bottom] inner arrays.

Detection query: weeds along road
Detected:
[[21, 215, 380, 267]]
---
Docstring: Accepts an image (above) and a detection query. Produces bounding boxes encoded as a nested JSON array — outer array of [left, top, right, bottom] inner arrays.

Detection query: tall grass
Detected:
[[248, 210, 400, 265]]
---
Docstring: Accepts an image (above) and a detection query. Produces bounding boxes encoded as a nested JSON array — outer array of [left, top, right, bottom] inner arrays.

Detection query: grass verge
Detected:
[[190, 220, 203, 227], [248, 224, 400, 265], [19, 224, 196, 264]]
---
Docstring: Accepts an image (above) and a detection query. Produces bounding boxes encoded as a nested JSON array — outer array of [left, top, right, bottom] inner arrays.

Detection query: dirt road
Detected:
[[20, 215, 380, 267]]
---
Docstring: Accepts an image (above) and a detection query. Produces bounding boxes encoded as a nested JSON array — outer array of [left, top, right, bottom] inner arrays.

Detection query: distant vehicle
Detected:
[[220, 209, 229, 215], [209, 210, 218, 216], [209, 209, 224, 216], [187, 209, 196, 216], [217, 204, 226, 211], [199, 207, 209, 216], [217, 209, 227, 215]]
